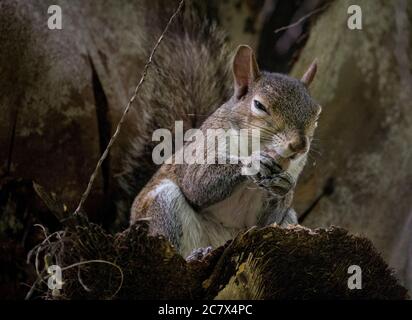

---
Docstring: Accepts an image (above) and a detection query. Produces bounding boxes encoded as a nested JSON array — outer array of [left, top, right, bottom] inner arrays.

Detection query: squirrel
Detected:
[[119, 1, 321, 258]]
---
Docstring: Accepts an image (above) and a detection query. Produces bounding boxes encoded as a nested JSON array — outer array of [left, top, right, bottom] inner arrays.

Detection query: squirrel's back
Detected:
[[116, 0, 232, 226]]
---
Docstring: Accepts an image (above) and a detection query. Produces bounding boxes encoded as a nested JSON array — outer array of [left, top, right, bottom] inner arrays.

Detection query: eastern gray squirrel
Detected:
[[119, 2, 321, 258]]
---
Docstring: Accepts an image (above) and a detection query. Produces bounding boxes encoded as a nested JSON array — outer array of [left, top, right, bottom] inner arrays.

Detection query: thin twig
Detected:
[[25, 277, 43, 300], [61, 260, 124, 299], [274, 2, 330, 34], [74, 0, 185, 215]]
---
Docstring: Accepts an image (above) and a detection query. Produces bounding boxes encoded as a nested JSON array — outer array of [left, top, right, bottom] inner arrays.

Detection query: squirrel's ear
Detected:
[[301, 59, 318, 87], [232, 45, 260, 99]]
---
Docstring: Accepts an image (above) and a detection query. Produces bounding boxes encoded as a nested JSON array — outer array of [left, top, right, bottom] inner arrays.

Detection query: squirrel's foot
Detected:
[[186, 246, 213, 262]]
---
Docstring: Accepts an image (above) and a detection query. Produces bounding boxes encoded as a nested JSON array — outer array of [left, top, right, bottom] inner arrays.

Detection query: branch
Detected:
[[274, 3, 330, 34]]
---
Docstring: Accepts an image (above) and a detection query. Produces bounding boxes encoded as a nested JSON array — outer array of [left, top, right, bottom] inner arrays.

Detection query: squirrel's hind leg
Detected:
[[279, 207, 298, 226], [143, 179, 211, 257], [258, 194, 298, 227]]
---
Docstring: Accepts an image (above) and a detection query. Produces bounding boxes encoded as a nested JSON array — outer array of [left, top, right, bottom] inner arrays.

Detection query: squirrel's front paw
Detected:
[[255, 173, 295, 196], [249, 153, 295, 196], [186, 246, 213, 261]]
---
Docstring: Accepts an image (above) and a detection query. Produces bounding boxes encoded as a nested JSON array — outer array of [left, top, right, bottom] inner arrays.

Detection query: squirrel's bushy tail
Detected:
[[116, 0, 232, 227]]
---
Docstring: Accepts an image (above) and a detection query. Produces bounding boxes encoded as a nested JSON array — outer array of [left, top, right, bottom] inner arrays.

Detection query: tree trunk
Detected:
[[291, 0, 412, 292]]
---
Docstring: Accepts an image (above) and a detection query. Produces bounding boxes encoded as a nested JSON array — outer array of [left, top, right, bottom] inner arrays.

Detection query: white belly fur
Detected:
[[200, 181, 265, 229], [153, 179, 265, 257]]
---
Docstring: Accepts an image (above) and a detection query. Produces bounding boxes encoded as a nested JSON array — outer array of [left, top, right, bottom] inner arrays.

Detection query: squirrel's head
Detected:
[[230, 45, 321, 162]]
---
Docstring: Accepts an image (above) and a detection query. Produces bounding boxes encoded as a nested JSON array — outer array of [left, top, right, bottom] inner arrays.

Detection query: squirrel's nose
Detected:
[[287, 136, 308, 158]]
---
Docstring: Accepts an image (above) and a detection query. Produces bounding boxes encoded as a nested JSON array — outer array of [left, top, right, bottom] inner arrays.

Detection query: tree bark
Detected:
[[291, 0, 412, 292]]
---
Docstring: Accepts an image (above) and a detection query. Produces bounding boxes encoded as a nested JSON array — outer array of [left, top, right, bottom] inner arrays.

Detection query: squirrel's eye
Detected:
[[253, 100, 268, 114]]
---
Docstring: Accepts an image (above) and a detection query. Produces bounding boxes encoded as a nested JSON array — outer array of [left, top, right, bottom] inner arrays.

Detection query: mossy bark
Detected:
[[39, 218, 408, 300]]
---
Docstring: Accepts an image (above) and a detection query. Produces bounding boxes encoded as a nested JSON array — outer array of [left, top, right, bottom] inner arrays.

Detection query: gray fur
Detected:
[[116, 1, 232, 226], [177, 163, 245, 210], [124, 5, 320, 256]]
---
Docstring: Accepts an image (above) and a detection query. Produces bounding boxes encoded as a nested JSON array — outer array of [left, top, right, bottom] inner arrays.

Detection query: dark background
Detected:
[[1, 0, 411, 298]]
